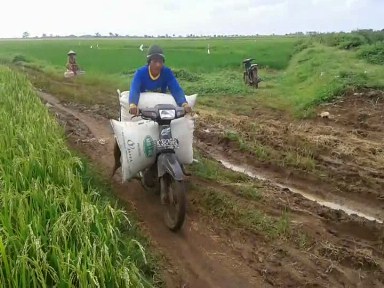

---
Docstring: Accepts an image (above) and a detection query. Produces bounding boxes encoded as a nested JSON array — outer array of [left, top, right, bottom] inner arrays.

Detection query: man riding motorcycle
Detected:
[[128, 44, 192, 115], [111, 45, 192, 179]]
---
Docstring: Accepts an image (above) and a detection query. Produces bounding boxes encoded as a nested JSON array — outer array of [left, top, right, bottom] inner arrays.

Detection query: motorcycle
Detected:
[[138, 104, 188, 231], [242, 58, 262, 88]]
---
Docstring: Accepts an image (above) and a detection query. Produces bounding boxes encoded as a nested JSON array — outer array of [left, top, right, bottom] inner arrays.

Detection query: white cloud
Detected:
[[0, 0, 382, 38]]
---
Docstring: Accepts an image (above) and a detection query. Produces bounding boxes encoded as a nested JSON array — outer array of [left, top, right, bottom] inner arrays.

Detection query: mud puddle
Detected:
[[217, 158, 383, 224]]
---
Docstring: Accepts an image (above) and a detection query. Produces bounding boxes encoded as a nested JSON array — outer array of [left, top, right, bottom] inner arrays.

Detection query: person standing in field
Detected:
[[66, 50, 79, 75], [128, 45, 192, 115]]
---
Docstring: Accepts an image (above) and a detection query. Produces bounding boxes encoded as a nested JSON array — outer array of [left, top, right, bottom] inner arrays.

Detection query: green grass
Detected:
[[190, 152, 250, 183], [0, 66, 155, 287], [189, 152, 310, 243], [190, 182, 291, 239], [311, 30, 384, 50], [216, 125, 317, 171], [190, 152, 263, 201], [357, 43, 384, 65], [265, 44, 384, 116]]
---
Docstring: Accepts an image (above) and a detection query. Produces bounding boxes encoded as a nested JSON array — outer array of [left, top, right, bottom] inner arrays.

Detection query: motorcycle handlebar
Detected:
[[131, 106, 188, 120]]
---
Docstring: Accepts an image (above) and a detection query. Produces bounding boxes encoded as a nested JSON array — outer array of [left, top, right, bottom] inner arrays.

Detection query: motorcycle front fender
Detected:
[[157, 153, 184, 181]]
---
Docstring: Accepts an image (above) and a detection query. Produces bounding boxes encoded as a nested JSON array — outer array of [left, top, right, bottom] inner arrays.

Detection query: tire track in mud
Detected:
[[39, 91, 384, 288], [194, 104, 384, 222], [195, 139, 383, 224], [39, 92, 265, 288]]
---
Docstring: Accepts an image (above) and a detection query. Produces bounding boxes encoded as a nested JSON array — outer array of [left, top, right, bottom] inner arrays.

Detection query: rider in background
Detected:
[[66, 50, 79, 75], [128, 45, 192, 115]]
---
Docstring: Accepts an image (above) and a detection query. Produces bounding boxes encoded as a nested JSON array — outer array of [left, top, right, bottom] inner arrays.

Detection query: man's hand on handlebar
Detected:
[[182, 103, 192, 114], [129, 104, 139, 116]]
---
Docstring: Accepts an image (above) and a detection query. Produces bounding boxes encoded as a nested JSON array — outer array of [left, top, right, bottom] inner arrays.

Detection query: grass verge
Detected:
[[189, 152, 291, 240], [266, 44, 384, 117]]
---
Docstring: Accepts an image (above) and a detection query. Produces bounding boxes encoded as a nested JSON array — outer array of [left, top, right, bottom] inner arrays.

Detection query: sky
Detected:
[[0, 0, 383, 38]]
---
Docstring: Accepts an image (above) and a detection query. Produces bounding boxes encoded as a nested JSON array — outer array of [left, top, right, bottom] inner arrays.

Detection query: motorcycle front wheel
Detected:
[[140, 165, 160, 195], [160, 174, 186, 231]]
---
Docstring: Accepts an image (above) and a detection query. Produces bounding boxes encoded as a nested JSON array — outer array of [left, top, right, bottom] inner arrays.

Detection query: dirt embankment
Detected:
[[195, 89, 384, 221], [39, 91, 384, 288]]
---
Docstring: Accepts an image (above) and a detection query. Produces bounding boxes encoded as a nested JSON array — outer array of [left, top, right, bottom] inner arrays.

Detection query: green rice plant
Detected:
[[0, 66, 154, 287], [0, 37, 296, 73]]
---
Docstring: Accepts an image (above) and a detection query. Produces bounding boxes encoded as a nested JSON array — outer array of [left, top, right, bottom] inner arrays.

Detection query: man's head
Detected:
[[147, 45, 165, 75]]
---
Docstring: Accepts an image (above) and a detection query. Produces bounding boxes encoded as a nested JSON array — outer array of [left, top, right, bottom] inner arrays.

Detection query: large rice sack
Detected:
[[119, 91, 196, 163], [171, 116, 195, 164], [119, 91, 197, 122], [110, 117, 195, 182], [110, 119, 159, 181]]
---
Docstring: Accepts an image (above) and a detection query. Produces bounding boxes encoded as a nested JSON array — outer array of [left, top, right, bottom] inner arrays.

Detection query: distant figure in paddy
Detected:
[[66, 50, 79, 75], [64, 50, 85, 78]]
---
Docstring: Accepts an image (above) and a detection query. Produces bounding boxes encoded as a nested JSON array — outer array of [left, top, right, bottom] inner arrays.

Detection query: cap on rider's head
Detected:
[[147, 45, 165, 63], [67, 50, 76, 56]]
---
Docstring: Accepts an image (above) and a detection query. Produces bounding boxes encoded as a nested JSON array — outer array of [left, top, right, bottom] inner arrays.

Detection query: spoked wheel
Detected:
[[160, 174, 186, 232], [140, 165, 160, 195]]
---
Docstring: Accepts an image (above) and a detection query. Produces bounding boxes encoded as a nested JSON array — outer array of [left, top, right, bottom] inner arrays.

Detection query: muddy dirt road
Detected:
[[40, 92, 265, 288], [39, 91, 384, 288]]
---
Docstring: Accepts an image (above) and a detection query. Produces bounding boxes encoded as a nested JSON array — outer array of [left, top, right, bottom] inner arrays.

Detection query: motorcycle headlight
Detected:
[[159, 109, 175, 120]]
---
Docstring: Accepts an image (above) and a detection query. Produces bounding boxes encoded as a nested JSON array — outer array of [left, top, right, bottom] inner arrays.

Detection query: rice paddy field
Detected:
[[0, 37, 296, 73], [0, 37, 297, 109]]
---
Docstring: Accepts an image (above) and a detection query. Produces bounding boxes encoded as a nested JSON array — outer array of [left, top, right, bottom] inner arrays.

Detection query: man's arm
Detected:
[[166, 69, 188, 107], [129, 70, 142, 107]]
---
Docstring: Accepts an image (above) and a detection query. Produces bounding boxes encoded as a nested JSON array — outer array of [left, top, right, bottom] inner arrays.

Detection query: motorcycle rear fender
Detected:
[[157, 153, 184, 181]]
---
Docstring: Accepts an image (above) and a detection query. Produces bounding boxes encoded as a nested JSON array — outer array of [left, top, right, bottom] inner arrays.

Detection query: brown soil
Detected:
[[38, 91, 384, 288], [195, 89, 384, 221]]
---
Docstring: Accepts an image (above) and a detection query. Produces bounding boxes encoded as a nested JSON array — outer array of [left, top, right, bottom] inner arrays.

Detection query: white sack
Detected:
[[110, 116, 194, 182], [171, 116, 195, 164], [119, 91, 197, 122], [110, 119, 158, 181]]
